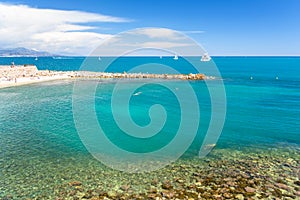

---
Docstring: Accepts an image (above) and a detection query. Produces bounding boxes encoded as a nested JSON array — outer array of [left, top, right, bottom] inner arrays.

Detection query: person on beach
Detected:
[[11, 62, 15, 68]]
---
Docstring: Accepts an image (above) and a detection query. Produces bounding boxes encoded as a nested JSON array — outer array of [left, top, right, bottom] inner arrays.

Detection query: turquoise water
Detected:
[[1, 56, 299, 146], [0, 57, 300, 198]]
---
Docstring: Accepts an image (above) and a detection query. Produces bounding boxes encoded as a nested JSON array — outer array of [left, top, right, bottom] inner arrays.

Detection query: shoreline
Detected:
[[0, 65, 208, 89]]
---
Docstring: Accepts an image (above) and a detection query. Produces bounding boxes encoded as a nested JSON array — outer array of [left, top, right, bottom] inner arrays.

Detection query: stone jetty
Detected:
[[70, 71, 206, 80], [0, 65, 206, 88]]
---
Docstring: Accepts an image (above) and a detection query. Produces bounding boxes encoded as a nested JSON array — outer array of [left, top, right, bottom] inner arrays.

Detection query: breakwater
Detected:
[[0, 65, 206, 80]]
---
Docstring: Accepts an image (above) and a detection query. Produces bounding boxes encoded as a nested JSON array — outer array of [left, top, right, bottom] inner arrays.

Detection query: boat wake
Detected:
[[133, 91, 142, 96]]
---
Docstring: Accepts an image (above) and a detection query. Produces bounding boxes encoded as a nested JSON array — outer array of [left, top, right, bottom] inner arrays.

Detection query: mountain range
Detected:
[[0, 47, 57, 57]]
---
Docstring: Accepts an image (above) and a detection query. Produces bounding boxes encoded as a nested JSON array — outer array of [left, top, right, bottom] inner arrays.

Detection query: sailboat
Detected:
[[173, 54, 178, 60], [201, 53, 211, 62]]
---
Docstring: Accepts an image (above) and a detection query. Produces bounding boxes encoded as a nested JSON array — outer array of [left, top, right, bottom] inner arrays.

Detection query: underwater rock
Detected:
[[83, 192, 93, 199], [275, 183, 290, 191], [294, 180, 300, 186], [161, 190, 174, 198], [98, 191, 108, 198], [146, 193, 157, 199], [294, 190, 300, 196], [107, 191, 117, 198], [68, 190, 77, 196], [90, 197, 101, 200], [161, 181, 173, 190], [223, 192, 234, 198], [186, 190, 198, 199], [75, 191, 85, 199], [2, 195, 13, 200], [272, 188, 282, 198], [120, 185, 130, 191], [235, 194, 244, 200], [244, 186, 256, 193], [148, 187, 157, 194], [176, 178, 185, 183], [151, 178, 159, 185], [68, 181, 82, 187]]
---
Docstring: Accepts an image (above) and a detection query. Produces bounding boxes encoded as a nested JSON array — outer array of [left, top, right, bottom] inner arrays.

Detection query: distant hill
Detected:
[[0, 47, 58, 57]]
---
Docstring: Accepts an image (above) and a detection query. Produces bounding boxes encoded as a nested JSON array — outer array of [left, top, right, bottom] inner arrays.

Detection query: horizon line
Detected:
[[1, 55, 300, 57]]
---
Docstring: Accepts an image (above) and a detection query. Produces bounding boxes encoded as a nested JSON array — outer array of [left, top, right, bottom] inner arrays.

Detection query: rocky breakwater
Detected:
[[0, 65, 207, 89], [0, 65, 207, 81], [71, 71, 206, 80]]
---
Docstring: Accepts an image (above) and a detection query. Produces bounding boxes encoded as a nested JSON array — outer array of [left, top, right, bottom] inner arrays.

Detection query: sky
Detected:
[[0, 0, 299, 55]]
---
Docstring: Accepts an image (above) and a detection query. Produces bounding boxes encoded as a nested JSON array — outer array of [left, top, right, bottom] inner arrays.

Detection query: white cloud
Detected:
[[182, 30, 205, 34], [131, 28, 204, 39], [140, 41, 191, 48], [91, 28, 205, 56], [0, 3, 129, 55], [132, 28, 184, 40]]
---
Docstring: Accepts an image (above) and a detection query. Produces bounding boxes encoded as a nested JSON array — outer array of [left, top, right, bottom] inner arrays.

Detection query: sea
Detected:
[[0, 56, 299, 199]]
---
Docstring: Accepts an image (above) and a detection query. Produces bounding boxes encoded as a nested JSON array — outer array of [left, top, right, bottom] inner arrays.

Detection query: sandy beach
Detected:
[[0, 65, 70, 88], [0, 75, 71, 89]]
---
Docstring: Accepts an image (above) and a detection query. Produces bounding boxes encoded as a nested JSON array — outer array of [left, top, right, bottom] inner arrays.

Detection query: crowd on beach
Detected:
[[0, 64, 70, 88], [0, 64, 37, 82]]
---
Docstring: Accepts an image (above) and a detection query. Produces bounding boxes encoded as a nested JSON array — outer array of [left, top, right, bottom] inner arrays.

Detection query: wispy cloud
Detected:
[[181, 30, 205, 34], [140, 41, 191, 48], [130, 28, 205, 38], [92, 28, 205, 56], [131, 28, 184, 40], [0, 3, 130, 55]]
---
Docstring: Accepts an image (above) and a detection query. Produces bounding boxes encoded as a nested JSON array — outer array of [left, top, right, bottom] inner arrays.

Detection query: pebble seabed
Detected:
[[1, 145, 299, 200]]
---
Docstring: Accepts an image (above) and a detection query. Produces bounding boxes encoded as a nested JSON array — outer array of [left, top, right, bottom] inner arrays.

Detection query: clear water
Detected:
[[0, 57, 299, 198]]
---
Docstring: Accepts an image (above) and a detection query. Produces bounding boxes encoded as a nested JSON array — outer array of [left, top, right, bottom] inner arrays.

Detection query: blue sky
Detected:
[[0, 0, 299, 55]]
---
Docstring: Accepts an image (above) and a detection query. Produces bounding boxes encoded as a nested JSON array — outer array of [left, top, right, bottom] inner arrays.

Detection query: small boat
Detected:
[[201, 53, 211, 62], [133, 92, 142, 96], [53, 57, 62, 59], [160, 55, 162, 59], [98, 57, 101, 61], [173, 54, 178, 60], [35, 57, 38, 61]]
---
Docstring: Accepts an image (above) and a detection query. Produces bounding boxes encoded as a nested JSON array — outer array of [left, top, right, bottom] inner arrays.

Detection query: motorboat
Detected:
[[201, 53, 211, 62]]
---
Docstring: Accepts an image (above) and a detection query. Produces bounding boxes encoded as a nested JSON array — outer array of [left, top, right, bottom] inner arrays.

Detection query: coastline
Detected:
[[0, 65, 207, 89]]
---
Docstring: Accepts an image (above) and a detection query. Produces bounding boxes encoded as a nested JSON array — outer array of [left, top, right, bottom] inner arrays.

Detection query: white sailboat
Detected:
[[201, 53, 211, 62], [173, 54, 178, 60]]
